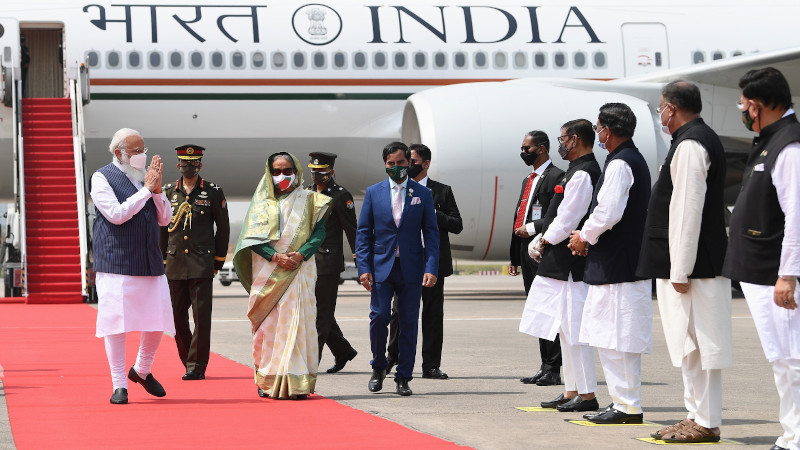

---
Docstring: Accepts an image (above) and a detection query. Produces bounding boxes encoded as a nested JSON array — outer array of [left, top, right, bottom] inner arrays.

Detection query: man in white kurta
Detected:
[[724, 68, 800, 450], [638, 81, 733, 443], [520, 120, 600, 412], [569, 103, 652, 424], [90, 128, 175, 405]]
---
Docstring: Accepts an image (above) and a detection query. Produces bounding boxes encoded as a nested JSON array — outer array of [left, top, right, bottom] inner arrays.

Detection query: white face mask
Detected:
[[272, 174, 296, 191], [129, 152, 147, 170], [660, 107, 673, 135]]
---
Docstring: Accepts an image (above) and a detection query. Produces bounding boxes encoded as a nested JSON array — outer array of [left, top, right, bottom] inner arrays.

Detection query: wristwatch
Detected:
[[779, 275, 797, 282]]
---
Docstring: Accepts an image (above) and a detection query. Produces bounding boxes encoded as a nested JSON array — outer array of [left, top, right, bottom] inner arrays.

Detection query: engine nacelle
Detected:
[[402, 79, 663, 261]]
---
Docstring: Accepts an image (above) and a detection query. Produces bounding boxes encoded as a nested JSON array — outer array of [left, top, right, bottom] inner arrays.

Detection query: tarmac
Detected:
[[0, 274, 784, 449]]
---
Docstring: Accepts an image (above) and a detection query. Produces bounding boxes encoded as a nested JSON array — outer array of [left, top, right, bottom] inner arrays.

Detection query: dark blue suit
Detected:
[[356, 178, 439, 380]]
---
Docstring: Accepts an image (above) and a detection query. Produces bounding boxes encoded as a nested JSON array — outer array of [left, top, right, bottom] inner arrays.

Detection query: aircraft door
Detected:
[[0, 19, 20, 106], [621, 23, 669, 76], [19, 27, 64, 98]]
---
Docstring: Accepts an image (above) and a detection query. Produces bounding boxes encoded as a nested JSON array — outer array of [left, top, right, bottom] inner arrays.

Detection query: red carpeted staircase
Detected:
[[22, 98, 83, 303]]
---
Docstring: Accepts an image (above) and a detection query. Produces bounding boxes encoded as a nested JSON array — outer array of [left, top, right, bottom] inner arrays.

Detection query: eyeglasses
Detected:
[[556, 135, 573, 144], [179, 160, 201, 167], [122, 147, 148, 155], [271, 168, 295, 176], [655, 104, 672, 114], [736, 99, 747, 111], [592, 125, 605, 133], [521, 145, 539, 152]]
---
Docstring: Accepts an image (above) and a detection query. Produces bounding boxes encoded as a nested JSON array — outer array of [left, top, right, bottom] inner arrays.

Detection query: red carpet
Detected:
[[0, 304, 465, 449]]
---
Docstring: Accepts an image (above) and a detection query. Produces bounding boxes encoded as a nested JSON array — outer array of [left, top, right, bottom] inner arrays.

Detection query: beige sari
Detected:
[[233, 154, 330, 398]]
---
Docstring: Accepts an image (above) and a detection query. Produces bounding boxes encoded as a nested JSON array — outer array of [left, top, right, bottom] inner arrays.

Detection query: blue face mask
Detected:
[[596, 126, 609, 150]]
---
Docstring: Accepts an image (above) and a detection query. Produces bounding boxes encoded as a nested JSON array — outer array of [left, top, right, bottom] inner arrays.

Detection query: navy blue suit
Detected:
[[356, 178, 439, 380]]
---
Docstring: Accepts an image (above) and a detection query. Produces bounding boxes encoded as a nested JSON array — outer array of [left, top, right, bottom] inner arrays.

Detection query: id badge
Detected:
[[530, 203, 542, 221]]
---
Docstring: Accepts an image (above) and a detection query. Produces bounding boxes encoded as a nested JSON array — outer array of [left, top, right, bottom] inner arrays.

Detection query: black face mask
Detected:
[[407, 163, 423, 179], [312, 171, 331, 185], [520, 151, 538, 166], [557, 143, 571, 160], [180, 165, 200, 178]]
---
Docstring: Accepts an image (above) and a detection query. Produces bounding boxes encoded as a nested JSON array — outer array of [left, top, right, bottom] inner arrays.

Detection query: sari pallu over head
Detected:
[[233, 152, 330, 332]]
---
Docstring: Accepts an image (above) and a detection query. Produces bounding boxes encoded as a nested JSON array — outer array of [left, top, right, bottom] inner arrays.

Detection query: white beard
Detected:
[[118, 153, 146, 183]]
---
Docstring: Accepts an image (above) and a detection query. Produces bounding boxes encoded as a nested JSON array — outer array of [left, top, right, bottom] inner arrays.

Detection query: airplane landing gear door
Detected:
[[0, 19, 20, 106], [621, 23, 669, 77]]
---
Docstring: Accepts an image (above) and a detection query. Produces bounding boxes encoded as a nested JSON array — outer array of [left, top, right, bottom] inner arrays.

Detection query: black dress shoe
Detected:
[[368, 369, 386, 392], [110, 388, 128, 404], [327, 349, 358, 374], [422, 368, 449, 379], [257, 388, 269, 398], [770, 446, 787, 450], [520, 369, 544, 384], [535, 371, 562, 386], [395, 378, 413, 396], [585, 407, 643, 424], [182, 370, 205, 380], [557, 396, 599, 412], [386, 358, 397, 375], [127, 367, 166, 397], [540, 393, 568, 409]]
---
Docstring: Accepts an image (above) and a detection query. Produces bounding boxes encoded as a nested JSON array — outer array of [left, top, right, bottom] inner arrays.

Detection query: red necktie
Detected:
[[514, 173, 537, 230]]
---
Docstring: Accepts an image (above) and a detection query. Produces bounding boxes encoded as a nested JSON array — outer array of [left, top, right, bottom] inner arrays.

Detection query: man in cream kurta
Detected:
[[91, 128, 175, 405], [638, 81, 732, 443]]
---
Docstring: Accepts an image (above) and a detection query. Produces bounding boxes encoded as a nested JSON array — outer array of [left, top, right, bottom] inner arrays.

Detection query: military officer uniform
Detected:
[[160, 144, 230, 380], [307, 152, 359, 372]]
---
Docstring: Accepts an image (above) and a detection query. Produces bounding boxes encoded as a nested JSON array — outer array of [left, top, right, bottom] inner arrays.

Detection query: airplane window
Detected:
[[434, 52, 446, 69], [493, 51, 507, 69], [211, 51, 224, 69], [712, 51, 724, 60], [534, 51, 546, 68], [593, 51, 607, 69], [148, 51, 162, 69], [231, 51, 244, 69], [474, 52, 487, 68], [414, 52, 426, 69], [127, 51, 141, 69], [573, 51, 586, 68], [454, 52, 467, 69], [313, 52, 326, 69], [655, 52, 662, 66], [394, 51, 407, 69], [107, 51, 121, 69], [354, 52, 367, 69], [334, 52, 346, 69], [272, 51, 286, 69], [87, 51, 100, 68], [251, 51, 265, 69], [692, 51, 705, 64], [374, 51, 387, 68], [169, 51, 182, 69], [554, 51, 566, 68], [513, 51, 527, 69], [292, 52, 305, 69], [190, 51, 203, 69], [732, 50, 743, 57]]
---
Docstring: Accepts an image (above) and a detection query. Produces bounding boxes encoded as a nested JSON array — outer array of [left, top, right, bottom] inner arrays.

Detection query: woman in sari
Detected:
[[233, 152, 331, 399]]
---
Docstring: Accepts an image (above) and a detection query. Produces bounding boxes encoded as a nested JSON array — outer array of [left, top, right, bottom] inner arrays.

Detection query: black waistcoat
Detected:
[[583, 141, 651, 285], [636, 118, 727, 280], [536, 153, 602, 281], [723, 114, 800, 285]]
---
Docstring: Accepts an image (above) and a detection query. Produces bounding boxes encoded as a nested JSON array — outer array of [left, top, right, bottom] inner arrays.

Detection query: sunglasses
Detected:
[[271, 168, 295, 176]]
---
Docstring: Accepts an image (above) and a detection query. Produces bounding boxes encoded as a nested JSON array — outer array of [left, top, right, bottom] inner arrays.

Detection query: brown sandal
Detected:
[[650, 419, 692, 440], [662, 423, 721, 443]]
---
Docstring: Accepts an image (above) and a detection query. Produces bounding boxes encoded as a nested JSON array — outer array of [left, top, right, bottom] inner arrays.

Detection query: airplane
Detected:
[[1, 0, 800, 288]]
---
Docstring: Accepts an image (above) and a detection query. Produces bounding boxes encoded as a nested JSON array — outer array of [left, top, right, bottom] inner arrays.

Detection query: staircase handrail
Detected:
[[12, 72, 28, 296], [70, 78, 90, 298]]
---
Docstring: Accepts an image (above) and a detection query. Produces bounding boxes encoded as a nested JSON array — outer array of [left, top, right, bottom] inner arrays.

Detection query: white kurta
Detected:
[[91, 160, 175, 338], [519, 170, 594, 342], [578, 159, 653, 354], [658, 140, 733, 370]]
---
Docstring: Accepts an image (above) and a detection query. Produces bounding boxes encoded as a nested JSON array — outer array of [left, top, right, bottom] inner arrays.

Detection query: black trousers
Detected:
[[315, 274, 355, 361], [388, 276, 446, 372], [168, 278, 213, 374], [520, 245, 562, 372]]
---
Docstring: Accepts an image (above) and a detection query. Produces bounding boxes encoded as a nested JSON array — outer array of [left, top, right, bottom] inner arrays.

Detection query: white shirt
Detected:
[[542, 171, 594, 245], [90, 159, 172, 227], [774, 143, 800, 278], [524, 160, 552, 235], [579, 159, 634, 245], [668, 140, 710, 283]]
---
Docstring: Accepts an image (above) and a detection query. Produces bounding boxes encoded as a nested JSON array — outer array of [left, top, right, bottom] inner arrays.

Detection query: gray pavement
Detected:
[[0, 275, 783, 448]]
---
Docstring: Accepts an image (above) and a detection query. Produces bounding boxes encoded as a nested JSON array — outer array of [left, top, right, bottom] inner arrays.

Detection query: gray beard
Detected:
[[117, 154, 146, 183]]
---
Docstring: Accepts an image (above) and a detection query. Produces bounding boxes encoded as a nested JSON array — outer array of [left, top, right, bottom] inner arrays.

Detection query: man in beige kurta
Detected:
[[637, 81, 733, 443]]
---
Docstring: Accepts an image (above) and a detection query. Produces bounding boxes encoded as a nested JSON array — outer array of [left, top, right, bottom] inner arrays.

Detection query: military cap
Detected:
[[175, 144, 205, 160], [308, 152, 337, 169]]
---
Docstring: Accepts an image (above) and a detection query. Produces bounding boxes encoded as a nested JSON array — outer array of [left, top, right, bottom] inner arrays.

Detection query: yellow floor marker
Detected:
[[568, 420, 660, 427], [636, 437, 744, 445], [515, 407, 559, 412]]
